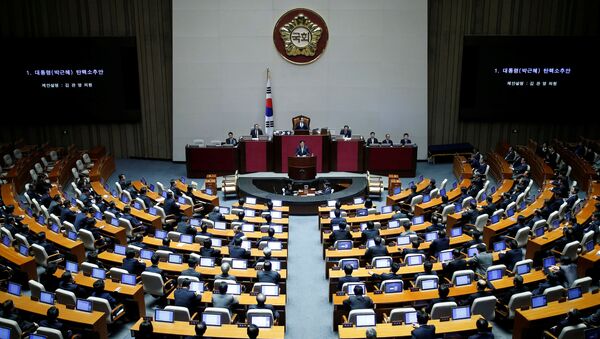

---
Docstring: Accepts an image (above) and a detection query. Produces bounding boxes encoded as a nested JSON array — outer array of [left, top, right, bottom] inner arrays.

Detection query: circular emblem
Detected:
[[273, 8, 329, 65]]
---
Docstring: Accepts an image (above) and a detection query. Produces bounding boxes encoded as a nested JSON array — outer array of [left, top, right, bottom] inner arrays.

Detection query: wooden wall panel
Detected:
[[428, 0, 600, 153], [0, 0, 172, 159]]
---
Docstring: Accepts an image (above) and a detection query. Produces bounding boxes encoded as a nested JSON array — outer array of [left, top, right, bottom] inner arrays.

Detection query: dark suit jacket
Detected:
[[343, 295, 373, 310], [365, 245, 389, 262], [330, 230, 352, 242], [200, 247, 221, 258], [468, 332, 495, 339], [295, 146, 310, 156], [443, 259, 467, 278], [39, 319, 68, 337], [164, 198, 181, 216], [226, 137, 237, 145], [429, 237, 450, 257], [122, 257, 147, 275], [228, 245, 250, 259], [381, 139, 393, 146], [411, 324, 436, 339], [181, 268, 203, 280], [250, 128, 263, 138], [295, 122, 309, 130], [91, 291, 117, 308], [174, 288, 201, 311], [40, 271, 60, 292], [257, 270, 280, 284], [366, 137, 379, 146], [499, 249, 523, 271], [401, 138, 412, 145], [337, 275, 361, 291], [146, 265, 166, 280], [340, 129, 352, 137], [464, 290, 492, 306], [361, 229, 379, 242]]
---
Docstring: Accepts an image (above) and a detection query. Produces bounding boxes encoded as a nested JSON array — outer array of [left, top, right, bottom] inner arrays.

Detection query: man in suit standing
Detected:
[[343, 285, 373, 311], [340, 125, 352, 138], [400, 133, 412, 145], [410, 311, 436, 339], [174, 278, 202, 313], [366, 132, 379, 146], [295, 140, 310, 156], [381, 134, 393, 145], [250, 124, 263, 138], [429, 229, 450, 257], [295, 117, 309, 130], [212, 282, 239, 312], [225, 132, 237, 145]]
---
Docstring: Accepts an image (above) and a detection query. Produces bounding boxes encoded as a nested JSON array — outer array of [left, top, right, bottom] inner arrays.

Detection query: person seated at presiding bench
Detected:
[[295, 117, 309, 130], [400, 133, 412, 145], [381, 134, 393, 145], [250, 124, 263, 138], [366, 132, 379, 146], [225, 131, 238, 146], [340, 125, 352, 138]]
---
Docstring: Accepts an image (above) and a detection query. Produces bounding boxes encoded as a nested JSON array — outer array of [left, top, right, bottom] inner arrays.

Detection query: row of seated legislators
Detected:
[[320, 142, 600, 338]]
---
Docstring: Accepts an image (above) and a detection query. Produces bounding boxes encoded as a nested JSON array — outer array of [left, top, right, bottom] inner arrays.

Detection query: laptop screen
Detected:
[[397, 236, 411, 246], [440, 188, 447, 197], [211, 238, 223, 247], [340, 259, 359, 270], [168, 254, 183, 264], [155, 309, 174, 323], [568, 287, 583, 300], [439, 251, 453, 263], [381, 206, 393, 214], [190, 218, 200, 227], [586, 240, 595, 252], [219, 207, 230, 215], [202, 313, 222, 326], [535, 227, 545, 237], [425, 232, 438, 242], [241, 240, 252, 250], [50, 223, 60, 233], [413, 215, 424, 225], [487, 269, 503, 281], [404, 312, 418, 324], [92, 268, 106, 280], [179, 234, 193, 244], [0, 327, 10, 339], [406, 255, 423, 266], [454, 203, 462, 213], [110, 218, 119, 226], [249, 315, 272, 328], [552, 219, 561, 229], [516, 263, 531, 275], [543, 256, 556, 268], [356, 209, 368, 217], [244, 209, 256, 217], [37, 215, 46, 225], [242, 224, 254, 232], [491, 186, 496, 194], [1, 236, 9, 247], [140, 249, 154, 260], [374, 257, 392, 268], [148, 207, 157, 216], [480, 193, 487, 202], [114, 244, 126, 255], [355, 314, 376, 327], [490, 214, 500, 224], [231, 259, 248, 270], [270, 260, 281, 271], [214, 222, 227, 230], [121, 194, 130, 204], [200, 257, 215, 267], [384, 281, 403, 293], [121, 273, 136, 286], [205, 188, 213, 195], [467, 247, 479, 257], [180, 177, 186, 183], [452, 306, 471, 320], [261, 284, 279, 296], [270, 211, 283, 219], [452, 181, 458, 189], [65, 260, 78, 273], [450, 227, 462, 237], [506, 208, 515, 217], [226, 284, 242, 295], [493, 241, 506, 252], [133, 202, 142, 210], [353, 197, 364, 205], [76, 299, 93, 312], [366, 239, 375, 248], [336, 240, 352, 250], [327, 200, 337, 207], [189, 281, 204, 293], [7, 282, 21, 296], [393, 187, 401, 195], [40, 291, 55, 305], [455, 275, 471, 286], [271, 200, 282, 207], [154, 230, 167, 239], [267, 241, 283, 250], [520, 201, 527, 210], [531, 295, 547, 308], [18, 245, 28, 256], [94, 211, 103, 220], [177, 197, 186, 204], [421, 279, 437, 290], [388, 220, 400, 229], [346, 283, 366, 295], [245, 197, 257, 205], [423, 195, 431, 203]]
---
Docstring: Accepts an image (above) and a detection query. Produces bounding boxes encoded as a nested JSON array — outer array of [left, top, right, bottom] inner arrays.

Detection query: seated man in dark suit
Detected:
[[229, 237, 250, 259], [498, 239, 523, 271], [145, 254, 166, 280], [122, 249, 147, 275], [0, 300, 36, 332], [181, 258, 203, 280], [331, 209, 347, 226], [369, 262, 402, 288], [498, 274, 528, 305], [295, 117, 309, 130], [361, 221, 380, 243], [429, 229, 450, 258], [58, 271, 87, 297], [121, 205, 144, 229], [426, 284, 455, 313], [401, 240, 424, 258], [381, 134, 393, 145], [91, 279, 118, 308], [250, 124, 263, 138], [442, 249, 467, 279], [411, 310, 436, 339], [174, 278, 202, 313], [137, 187, 154, 211], [337, 264, 361, 291], [340, 125, 352, 138], [163, 191, 182, 220], [249, 293, 280, 320], [400, 133, 412, 145], [258, 227, 278, 243], [468, 318, 494, 339], [40, 263, 60, 292], [257, 261, 280, 284], [549, 309, 583, 337], [295, 140, 310, 156], [225, 131, 238, 145], [364, 236, 389, 262], [343, 285, 373, 311], [200, 238, 221, 258], [330, 221, 353, 242], [207, 206, 225, 222], [39, 307, 72, 338], [366, 132, 379, 146], [35, 231, 61, 257], [461, 279, 493, 306]]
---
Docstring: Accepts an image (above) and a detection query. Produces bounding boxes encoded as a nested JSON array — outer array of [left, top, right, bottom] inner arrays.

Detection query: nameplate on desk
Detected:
[[593, 289, 599, 295], [365, 265, 373, 269], [331, 266, 340, 271], [237, 323, 248, 328], [520, 306, 530, 311], [143, 316, 153, 321], [30, 296, 39, 302], [439, 317, 450, 322], [342, 323, 354, 328], [336, 291, 346, 296], [410, 287, 419, 292], [189, 320, 199, 325], [66, 304, 75, 309], [358, 245, 366, 249], [374, 290, 383, 295], [558, 297, 567, 303], [249, 292, 258, 296], [82, 271, 90, 277], [392, 321, 402, 326]]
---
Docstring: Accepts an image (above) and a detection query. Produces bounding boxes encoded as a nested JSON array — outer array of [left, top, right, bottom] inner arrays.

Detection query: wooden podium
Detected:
[[288, 156, 317, 180]]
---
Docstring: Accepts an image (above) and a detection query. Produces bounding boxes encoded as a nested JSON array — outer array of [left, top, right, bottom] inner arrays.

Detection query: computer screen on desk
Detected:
[[245, 197, 257, 205], [487, 269, 502, 281], [202, 313, 221, 326], [249, 314, 272, 328], [404, 312, 418, 324], [406, 255, 423, 266], [421, 279, 437, 290], [455, 275, 471, 286], [531, 295, 547, 308], [452, 306, 471, 320], [355, 314, 376, 327], [155, 309, 174, 323]]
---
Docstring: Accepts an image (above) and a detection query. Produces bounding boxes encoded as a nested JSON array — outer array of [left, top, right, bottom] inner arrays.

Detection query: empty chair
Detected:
[[409, 195, 424, 212], [450, 270, 474, 285], [88, 296, 126, 324], [167, 231, 182, 242], [531, 220, 547, 233], [81, 262, 99, 276], [471, 296, 497, 320], [440, 205, 455, 223], [28, 279, 46, 299], [109, 267, 129, 281], [429, 188, 440, 199], [55, 288, 77, 306], [509, 226, 531, 248], [141, 271, 175, 298], [156, 182, 165, 194], [511, 259, 533, 274], [75, 160, 89, 175], [543, 285, 565, 302], [415, 275, 439, 289], [462, 196, 474, 209], [34, 163, 44, 175], [486, 264, 507, 277], [387, 307, 416, 323], [3, 154, 14, 168], [505, 202, 517, 215], [155, 250, 173, 261], [164, 305, 193, 321], [118, 218, 144, 238], [202, 307, 234, 324], [504, 292, 532, 319], [35, 327, 63, 339], [430, 301, 458, 320], [475, 189, 486, 202], [557, 202, 569, 219], [554, 324, 587, 339], [29, 169, 38, 181], [515, 193, 526, 208], [571, 277, 592, 293], [114, 182, 123, 195], [13, 149, 22, 160], [469, 214, 489, 232], [31, 243, 63, 267], [0, 318, 21, 339], [79, 229, 102, 251], [346, 309, 376, 325]]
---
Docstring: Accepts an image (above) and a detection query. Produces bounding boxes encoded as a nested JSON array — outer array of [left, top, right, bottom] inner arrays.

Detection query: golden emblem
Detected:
[[279, 13, 322, 57]]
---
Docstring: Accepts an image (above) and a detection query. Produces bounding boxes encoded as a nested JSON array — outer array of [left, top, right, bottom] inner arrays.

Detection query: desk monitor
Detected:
[[346, 283, 366, 295], [422, 195, 431, 203], [267, 241, 282, 250], [189, 281, 204, 294], [393, 187, 402, 195], [568, 287, 583, 300], [397, 236, 411, 246], [140, 249, 154, 260], [261, 284, 279, 296], [39, 291, 55, 305], [231, 259, 248, 270], [455, 275, 471, 286], [177, 197, 186, 205], [355, 314, 376, 327], [121, 194, 130, 204], [454, 203, 462, 213], [356, 209, 368, 217], [249, 314, 272, 328], [336, 240, 352, 250], [374, 257, 392, 268], [270, 260, 281, 271], [26, 208, 33, 217], [493, 241, 506, 252], [388, 220, 400, 229], [114, 244, 126, 255], [439, 251, 453, 263], [92, 268, 106, 280], [490, 186, 496, 194], [270, 210, 283, 219], [585, 240, 595, 252], [244, 209, 256, 217], [384, 281, 403, 293], [211, 238, 223, 247], [179, 234, 193, 244], [50, 223, 60, 233], [155, 309, 174, 323], [271, 200, 282, 207], [552, 219, 561, 229], [331, 224, 340, 231], [200, 257, 215, 267], [1, 236, 9, 247], [269, 224, 283, 233], [506, 208, 515, 217], [450, 227, 463, 237], [241, 223, 254, 232], [37, 215, 46, 225], [7, 282, 21, 296], [29, 335, 47, 339], [406, 255, 423, 266], [154, 230, 167, 239], [190, 218, 200, 227], [329, 211, 337, 219], [467, 247, 479, 257], [327, 200, 337, 207], [543, 256, 556, 268], [76, 298, 93, 312], [18, 245, 28, 256], [366, 239, 375, 248], [245, 197, 257, 205], [480, 193, 487, 202], [0, 327, 10, 339], [168, 254, 183, 264], [425, 232, 438, 242], [421, 279, 437, 290], [487, 269, 503, 281], [404, 311, 418, 324], [359, 223, 368, 231], [531, 295, 547, 308], [110, 218, 120, 227], [219, 207, 230, 215], [121, 273, 137, 286], [353, 197, 364, 205], [418, 175, 424, 183], [534, 227, 545, 237], [440, 188, 447, 197], [452, 181, 458, 190], [161, 191, 167, 199], [565, 212, 572, 222], [65, 260, 78, 273], [94, 211, 103, 220], [149, 184, 155, 192], [148, 207, 157, 216], [412, 215, 425, 225], [202, 313, 222, 326], [381, 206, 393, 214], [214, 222, 227, 230], [205, 188, 213, 195], [180, 176, 186, 184], [340, 259, 359, 270], [516, 263, 531, 275], [520, 201, 527, 211], [408, 181, 414, 188], [452, 306, 471, 320], [226, 284, 242, 295], [241, 240, 252, 251], [132, 201, 142, 210]]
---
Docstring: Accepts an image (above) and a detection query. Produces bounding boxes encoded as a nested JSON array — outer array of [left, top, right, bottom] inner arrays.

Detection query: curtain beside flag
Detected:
[[265, 69, 274, 137]]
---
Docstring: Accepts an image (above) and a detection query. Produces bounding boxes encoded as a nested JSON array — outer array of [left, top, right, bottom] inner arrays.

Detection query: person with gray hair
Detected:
[[215, 262, 237, 281], [207, 206, 224, 222], [366, 328, 377, 339], [249, 293, 279, 320]]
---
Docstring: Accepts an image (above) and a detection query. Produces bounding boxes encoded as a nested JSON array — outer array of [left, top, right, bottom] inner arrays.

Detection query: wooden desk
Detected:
[[208, 228, 289, 241], [0, 291, 108, 339], [88, 155, 115, 183], [48, 151, 78, 187], [486, 151, 513, 181], [233, 202, 289, 213], [412, 179, 472, 216], [453, 156, 473, 180], [130, 319, 285, 339], [577, 244, 600, 277], [365, 146, 417, 177], [385, 179, 431, 205], [185, 145, 239, 177], [513, 291, 600, 339], [338, 316, 485, 338], [0, 243, 38, 280], [224, 214, 289, 225], [331, 138, 365, 172], [175, 180, 220, 207]]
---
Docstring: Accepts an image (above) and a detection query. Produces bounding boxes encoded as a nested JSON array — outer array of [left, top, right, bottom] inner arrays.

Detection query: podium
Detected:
[[288, 156, 317, 180]]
